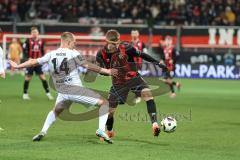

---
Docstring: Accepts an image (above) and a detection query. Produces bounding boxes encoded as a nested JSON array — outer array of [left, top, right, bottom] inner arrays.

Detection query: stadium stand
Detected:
[[0, 0, 240, 25]]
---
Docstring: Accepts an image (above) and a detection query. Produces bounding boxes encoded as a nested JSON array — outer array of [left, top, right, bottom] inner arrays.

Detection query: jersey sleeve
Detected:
[[0, 47, 4, 73], [125, 43, 141, 57], [96, 50, 106, 68], [37, 52, 51, 65], [72, 50, 85, 66]]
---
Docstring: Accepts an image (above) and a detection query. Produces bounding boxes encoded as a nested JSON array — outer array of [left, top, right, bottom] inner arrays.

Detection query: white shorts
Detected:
[[55, 87, 101, 109]]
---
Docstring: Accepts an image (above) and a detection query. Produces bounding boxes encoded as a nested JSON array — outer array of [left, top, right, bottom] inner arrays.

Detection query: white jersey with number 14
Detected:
[[37, 48, 83, 87]]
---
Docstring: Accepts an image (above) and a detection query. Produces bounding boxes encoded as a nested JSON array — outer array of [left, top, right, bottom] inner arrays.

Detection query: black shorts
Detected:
[[25, 65, 43, 76], [163, 71, 175, 79], [108, 76, 149, 107]]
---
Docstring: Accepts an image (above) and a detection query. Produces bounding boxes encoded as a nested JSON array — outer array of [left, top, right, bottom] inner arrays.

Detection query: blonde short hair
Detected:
[[31, 27, 38, 32], [61, 32, 74, 41]]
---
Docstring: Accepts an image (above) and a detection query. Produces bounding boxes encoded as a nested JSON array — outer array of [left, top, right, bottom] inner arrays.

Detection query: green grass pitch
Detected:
[[0, 74, 239, 160]]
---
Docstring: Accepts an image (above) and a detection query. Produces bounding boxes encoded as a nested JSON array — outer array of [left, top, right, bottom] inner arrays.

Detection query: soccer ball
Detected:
[[161, 117, 177, 133]]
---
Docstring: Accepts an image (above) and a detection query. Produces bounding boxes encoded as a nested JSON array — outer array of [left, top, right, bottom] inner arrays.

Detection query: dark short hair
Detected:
[[105, 29, 120, 43]]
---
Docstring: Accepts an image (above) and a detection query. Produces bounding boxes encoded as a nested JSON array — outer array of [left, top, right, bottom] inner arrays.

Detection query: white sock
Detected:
[[99, 103, 109, 131], [41, 111, 56, 134]]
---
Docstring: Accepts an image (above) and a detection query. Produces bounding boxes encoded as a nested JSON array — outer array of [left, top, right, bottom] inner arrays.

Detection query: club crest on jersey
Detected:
[[118, 54, 124, 59], [33, 45, 39, 51]]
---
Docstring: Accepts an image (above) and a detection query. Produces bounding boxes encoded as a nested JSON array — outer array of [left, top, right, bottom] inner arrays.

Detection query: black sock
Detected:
[[172, 81, 176, 85], [170, 84, 175, 93], [106, 117, 114, 131], [42, 80, 50, 93], [146, 99, 157, 124], [23, 80, 30, 94]]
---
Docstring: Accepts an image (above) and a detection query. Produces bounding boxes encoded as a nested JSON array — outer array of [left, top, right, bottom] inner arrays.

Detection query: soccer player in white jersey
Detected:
[[0, 46, 4, 131], [0, 28, 5, 132], [0, 46, 5, 79], [9, 32, 118, 143], [0, 28, 5, 79]]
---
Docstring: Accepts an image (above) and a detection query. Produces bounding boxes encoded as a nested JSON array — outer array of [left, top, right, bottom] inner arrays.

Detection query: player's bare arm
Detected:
[[9, 59, 39, 69], [80, 61, 118, 77]]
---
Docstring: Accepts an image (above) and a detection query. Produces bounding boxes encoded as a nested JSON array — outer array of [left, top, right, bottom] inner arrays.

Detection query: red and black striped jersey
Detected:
[[23, 38, 44, 59], [96, 41, 141, 85], [130, 41, 146, 69], [161, 46, 177, 71]]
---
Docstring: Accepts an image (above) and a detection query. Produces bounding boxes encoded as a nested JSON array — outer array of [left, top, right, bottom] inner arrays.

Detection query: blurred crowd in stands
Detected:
[[0, 0, 240, 25]]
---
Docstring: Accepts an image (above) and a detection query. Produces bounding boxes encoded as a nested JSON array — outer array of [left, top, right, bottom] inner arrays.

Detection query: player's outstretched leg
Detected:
[[96, 99, 113, 144], [32, 110, 56, 141], [32, 100, 66, 142], [104, 107, 117, 139], [104, 93, 118, 139], [106, 117, 115, 138], [141, 88, 160, 137]]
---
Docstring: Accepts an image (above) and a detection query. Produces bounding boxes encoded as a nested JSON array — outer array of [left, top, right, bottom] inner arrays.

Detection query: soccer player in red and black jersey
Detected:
[[160, 36, 181, 98], [22, 27, 53, 100], [130, 30, 148, 70], [130, 30, 148, 103], [96, 30, 167, 138]]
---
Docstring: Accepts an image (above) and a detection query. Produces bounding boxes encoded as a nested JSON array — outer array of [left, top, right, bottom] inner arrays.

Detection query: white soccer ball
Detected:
[[161, 117, 177, 133]]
